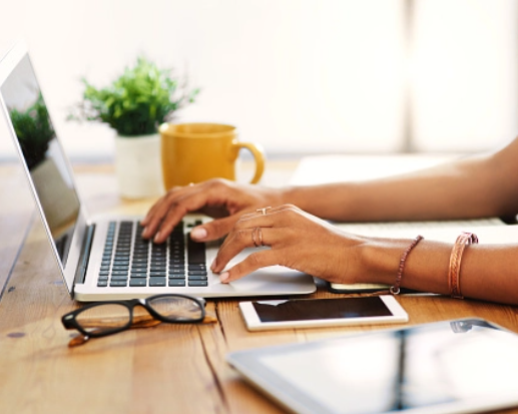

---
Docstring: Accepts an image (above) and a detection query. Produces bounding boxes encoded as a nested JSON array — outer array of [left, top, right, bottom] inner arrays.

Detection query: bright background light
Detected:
[[0, 0, 516, 161]]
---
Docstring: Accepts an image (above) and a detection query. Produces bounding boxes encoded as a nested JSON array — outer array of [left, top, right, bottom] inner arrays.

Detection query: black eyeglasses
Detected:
[[62, 294, 211, 347]]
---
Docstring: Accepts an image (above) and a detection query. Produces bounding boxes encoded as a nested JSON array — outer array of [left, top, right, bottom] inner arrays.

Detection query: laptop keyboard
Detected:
[[97, 220, 208, 288]]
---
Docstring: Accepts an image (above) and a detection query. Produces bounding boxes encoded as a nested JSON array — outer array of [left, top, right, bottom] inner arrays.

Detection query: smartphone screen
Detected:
[[252, 297, 393, 323]]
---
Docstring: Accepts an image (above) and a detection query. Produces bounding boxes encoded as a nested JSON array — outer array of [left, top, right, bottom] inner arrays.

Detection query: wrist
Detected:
[[279, 186, 311, 211], [359, 238, 412, 285]]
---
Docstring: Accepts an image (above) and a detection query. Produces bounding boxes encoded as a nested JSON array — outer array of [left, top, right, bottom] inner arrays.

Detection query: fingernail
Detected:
[[219, 272, 230, 283], [141, 227, 149, 238], [210, 258, 217, 272], [153, 232, 161, 243], [191, 227, 208, 240]]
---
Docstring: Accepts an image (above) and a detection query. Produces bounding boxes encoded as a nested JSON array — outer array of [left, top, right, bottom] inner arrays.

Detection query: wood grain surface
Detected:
[[0, 162, 517, 414]]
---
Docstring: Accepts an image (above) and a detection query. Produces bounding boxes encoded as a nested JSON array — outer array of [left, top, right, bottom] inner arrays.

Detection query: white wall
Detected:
[[0, 0, 516, 161], [412, 0, 518, 152]]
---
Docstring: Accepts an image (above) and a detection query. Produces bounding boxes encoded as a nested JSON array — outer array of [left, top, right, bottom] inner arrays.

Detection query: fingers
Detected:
[[142, 179, 244, 242], [212, 204, 319, 283], [190, 204, 288, 244], [191, 214, 243, 241], [219, 249, 286, 283], [142, 185, 221, 242], [212, 227, 283, 273], [233, 204, 297, 230], [141, 185, 201, 239]]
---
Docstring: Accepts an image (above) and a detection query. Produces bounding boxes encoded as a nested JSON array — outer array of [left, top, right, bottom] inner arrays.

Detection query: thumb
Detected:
[[190, 215, 238, 241]]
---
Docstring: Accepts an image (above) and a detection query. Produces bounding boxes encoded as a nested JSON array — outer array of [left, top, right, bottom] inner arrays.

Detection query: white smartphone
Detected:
[[239, 295, 408, 331]]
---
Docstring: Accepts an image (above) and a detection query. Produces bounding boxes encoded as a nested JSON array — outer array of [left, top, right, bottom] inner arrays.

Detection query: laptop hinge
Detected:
[[74, 223, 96, 286]]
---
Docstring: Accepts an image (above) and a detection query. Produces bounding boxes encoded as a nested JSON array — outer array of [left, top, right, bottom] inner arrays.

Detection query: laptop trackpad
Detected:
[[214, 248, 315, 294]]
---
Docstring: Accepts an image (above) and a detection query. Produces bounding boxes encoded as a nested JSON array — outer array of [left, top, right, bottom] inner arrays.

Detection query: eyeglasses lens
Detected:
[[75, 303, 131, 335], [147, 296, 203, 321]]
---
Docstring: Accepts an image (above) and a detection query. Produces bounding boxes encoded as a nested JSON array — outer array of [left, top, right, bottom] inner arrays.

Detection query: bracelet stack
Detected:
[[448, 232, 478, 299], [389, 232, 478, 299]]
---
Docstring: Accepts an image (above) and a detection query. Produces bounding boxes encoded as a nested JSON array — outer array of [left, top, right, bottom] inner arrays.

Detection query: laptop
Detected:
[[0, 42, 316, 301], [227, 318, 518, 414]]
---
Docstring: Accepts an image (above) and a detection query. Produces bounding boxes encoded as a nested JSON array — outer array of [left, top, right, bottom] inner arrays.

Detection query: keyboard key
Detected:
[[111, 275, 128, 281], [187, 237, 206, 264], [188, 270, 207, 276], [130, 279, 147, 287], [149, 277, 166, 287], [112, 265, 129, 272], [171, 258, 184, 265], [168, 274, 186, 279], [188, 275, 208, 281], [188, 280, 208, 287], [130, 273, 147, 278], [113, 259, 130, 265], [169, 279, 186, 287], [131, 266, 147, 272], [97, 280, 108, 287], [188, 264, 206, 270], [110, 280, 127, 287]]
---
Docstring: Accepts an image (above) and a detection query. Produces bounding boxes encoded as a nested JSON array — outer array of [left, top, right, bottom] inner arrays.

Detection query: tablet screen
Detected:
[[228, 319, 518, 414]]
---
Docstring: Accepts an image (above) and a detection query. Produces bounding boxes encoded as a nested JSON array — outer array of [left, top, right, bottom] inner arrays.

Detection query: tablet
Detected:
[[227, 318, 518, 414], [239, 296, 408, 331]]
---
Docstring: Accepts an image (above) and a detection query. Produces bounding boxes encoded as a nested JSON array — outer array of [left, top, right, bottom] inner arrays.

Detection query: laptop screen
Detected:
[[0, 52, 80, 266]]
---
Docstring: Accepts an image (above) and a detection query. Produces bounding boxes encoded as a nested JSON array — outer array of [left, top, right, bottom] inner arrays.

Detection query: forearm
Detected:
[[281, 146, 518, 222], [358, 238, 518, 305]]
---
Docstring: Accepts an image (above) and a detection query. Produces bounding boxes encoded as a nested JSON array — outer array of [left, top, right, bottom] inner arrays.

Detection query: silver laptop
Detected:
[[0, 42, 316, 301]]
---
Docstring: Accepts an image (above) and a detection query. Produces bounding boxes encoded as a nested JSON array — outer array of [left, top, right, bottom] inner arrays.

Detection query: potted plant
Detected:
[[70, 57, 199, 198]]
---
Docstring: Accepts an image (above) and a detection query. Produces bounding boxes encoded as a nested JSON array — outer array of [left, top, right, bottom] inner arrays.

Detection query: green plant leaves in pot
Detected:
[[71, 57, 199, 137]]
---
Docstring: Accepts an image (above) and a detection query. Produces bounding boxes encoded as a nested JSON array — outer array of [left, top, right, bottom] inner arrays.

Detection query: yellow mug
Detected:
[[159, 123, 265, 190]]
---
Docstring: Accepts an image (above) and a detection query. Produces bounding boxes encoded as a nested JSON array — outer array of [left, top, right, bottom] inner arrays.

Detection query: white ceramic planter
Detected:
[[114, 134, 164, 199]]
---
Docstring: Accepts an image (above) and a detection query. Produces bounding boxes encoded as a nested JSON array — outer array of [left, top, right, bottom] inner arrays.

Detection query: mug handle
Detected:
[[232, 141, 265, 184]]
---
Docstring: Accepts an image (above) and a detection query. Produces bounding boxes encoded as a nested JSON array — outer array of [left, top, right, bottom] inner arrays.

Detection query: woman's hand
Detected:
[[141, 179, 284, 243], [211, 204, 369, 284]]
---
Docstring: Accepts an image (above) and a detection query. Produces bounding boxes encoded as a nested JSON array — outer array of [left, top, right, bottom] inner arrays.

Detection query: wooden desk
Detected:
[[1, 161, 518, 414]]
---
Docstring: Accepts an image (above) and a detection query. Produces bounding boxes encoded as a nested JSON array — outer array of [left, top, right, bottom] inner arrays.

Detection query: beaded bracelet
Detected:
[[390, 235, 424, 295], [448, 232, 478, 299]]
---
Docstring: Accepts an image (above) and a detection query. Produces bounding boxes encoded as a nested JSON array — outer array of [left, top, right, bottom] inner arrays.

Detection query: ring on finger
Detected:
[[251, 227, 264, 247], [256, 206, 272, 216]]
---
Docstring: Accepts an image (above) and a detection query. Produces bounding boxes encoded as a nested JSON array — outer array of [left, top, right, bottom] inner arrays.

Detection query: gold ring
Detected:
[[256, 206, 271, 216], [251, 227, 260, 247], [257, 227, 264, 246]]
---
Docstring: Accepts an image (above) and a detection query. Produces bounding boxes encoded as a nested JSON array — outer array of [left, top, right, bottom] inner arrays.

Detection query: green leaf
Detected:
[[68, 56, 200, 136]]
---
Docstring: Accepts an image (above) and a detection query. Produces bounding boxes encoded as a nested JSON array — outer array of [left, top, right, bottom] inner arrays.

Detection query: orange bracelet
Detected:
[[448, 232, 478, 299]]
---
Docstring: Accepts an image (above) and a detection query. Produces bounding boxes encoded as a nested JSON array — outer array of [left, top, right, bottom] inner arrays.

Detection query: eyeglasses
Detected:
[[61, 294, 211, 347]]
